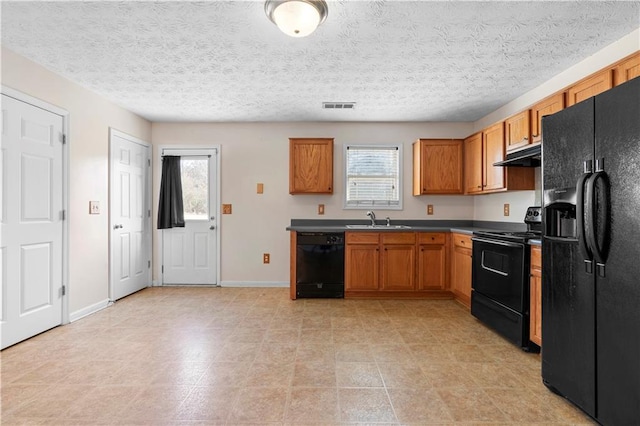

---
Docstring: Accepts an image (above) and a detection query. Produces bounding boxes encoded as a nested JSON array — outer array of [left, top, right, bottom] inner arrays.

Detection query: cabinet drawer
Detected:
[[346, 232, 379, 244], [531, 246, 542, 270], [453, 233, 473, 248], [381, 232, 416, 245], [418, 233, 446, 245]]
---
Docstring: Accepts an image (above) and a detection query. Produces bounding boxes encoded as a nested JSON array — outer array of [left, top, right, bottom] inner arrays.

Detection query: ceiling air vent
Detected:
[[323, 102, 356, 110]]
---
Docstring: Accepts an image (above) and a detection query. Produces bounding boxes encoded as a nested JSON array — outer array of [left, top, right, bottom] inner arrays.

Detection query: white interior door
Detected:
[[162, 150, 218, 285], [1, 94, 65, 349], [110, 130, 151, 300]]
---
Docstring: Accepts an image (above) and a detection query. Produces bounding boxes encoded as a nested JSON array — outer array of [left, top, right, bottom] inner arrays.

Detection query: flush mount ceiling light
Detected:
[[265, 0, 328, 37]]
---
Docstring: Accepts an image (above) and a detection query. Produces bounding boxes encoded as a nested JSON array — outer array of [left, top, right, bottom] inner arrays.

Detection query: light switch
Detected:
[[89, 201, 100, 215], [257, 183, 264, 194], [318, 204, 325, 215], [223, 204, 232, 214]]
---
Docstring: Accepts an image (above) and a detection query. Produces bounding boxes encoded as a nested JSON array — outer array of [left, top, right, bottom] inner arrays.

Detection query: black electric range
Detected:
[[471, 207, 541, 351]]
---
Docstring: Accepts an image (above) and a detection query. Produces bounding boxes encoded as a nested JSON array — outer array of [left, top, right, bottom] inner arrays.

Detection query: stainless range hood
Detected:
[[493, 143, 541, 167]]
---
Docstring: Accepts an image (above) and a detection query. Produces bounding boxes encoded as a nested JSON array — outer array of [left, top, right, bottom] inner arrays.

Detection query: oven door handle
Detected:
[[471, 237, 524, 248]]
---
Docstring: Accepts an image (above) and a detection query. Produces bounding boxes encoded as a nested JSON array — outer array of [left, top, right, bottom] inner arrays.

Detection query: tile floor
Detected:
[[1, 287, 595, 425]]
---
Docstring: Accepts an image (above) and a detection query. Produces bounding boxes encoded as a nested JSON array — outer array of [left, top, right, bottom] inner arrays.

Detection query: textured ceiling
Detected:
[[2, 1, 639, 122]]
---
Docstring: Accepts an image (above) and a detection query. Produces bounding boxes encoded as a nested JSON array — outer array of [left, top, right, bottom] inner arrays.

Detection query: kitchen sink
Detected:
[[345, 224, 412, 229]]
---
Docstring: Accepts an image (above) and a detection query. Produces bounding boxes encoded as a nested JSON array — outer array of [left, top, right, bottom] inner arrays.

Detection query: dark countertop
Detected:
[[287, 219, 527, 234]]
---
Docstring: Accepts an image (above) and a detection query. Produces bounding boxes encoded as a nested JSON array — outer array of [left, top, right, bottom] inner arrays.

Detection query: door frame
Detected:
[[108, 128, 152, 301], [1, 85, 70, 325], [157, 145, 221, 286]]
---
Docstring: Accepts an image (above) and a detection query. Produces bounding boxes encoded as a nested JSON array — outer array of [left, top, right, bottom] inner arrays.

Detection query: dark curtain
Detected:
[[157, 156, 185, 229]]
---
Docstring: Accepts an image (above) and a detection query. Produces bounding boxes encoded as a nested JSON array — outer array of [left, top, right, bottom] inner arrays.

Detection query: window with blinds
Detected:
[[344, 145, 403, 209]]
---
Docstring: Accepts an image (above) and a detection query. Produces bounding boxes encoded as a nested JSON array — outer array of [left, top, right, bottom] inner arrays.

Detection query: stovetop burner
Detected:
[[474, 207, 542, 242]]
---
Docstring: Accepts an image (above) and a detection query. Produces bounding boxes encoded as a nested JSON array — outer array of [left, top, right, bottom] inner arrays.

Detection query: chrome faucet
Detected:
[[366, 210, 376, 226], [386, 217, 391, 227]]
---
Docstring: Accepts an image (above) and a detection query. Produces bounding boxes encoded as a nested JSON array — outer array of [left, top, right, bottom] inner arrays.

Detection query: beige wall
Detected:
[[151, 122, 474, 284], [472, 27, 640, 222], [1, 47, 152, 315]]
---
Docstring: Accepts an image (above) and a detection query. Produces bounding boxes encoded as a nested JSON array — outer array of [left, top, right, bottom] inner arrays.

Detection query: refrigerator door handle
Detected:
[[585, 165, 609, 277], [576, 168, 593, 274]]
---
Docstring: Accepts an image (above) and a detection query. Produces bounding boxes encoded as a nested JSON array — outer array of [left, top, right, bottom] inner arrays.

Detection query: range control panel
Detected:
[[525, 206, 542, 224]]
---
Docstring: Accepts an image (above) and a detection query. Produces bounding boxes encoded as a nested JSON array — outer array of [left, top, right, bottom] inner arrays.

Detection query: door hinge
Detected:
[[148, 158, 151, 166], [61, 210, 66, 220], [61, 285, 66, 296], [61, 134, 67, 144], [148, 260, 151, 268], [161, 265, 164, 273], [148, 210, 151, 218]]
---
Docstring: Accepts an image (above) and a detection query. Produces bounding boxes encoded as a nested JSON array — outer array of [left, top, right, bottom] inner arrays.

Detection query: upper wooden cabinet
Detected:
[[614, 52, 640, 86], [505, 110, 531, 152], [464, 124, 535, 195], [413, 139, 464, 195], [483, 122, 506, 192], [289, 138, 333, 194], [566, 69, 613, 107], [531, 92, 565, 144], [464, 132, 483, 194]]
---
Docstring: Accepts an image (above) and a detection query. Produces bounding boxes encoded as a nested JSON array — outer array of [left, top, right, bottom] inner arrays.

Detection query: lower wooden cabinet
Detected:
[[345, 231, 449, 298], [529, 245, 542, 346], [345, 233, 380, 291], [450, 233, 472, 308], [417, 233, 448, 291], [380, 233, 416, 291]]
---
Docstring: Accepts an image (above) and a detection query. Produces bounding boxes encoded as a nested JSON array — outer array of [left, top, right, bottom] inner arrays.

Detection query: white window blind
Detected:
[[344, 145, 402, 209]]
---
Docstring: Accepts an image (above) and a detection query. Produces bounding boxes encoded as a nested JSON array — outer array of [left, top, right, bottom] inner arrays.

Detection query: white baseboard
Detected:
[[220, 281, 289, 288], [69, 298, 110, 322]]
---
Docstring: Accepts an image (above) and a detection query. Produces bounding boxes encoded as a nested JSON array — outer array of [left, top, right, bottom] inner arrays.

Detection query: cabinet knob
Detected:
[[328, 187, 331, 190], [532, 133, 540, 138], [523, 137, 528, 141], [477, 185, 482, 189]]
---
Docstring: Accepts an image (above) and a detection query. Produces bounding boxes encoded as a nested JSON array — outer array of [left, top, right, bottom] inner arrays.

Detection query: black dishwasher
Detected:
[[296, 232, 345, 298]]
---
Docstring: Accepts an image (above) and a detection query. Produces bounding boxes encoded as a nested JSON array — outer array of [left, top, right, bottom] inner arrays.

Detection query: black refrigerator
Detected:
[[541, 76, 640, 425]]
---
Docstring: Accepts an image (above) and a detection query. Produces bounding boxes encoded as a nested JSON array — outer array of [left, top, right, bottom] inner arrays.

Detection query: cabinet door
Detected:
[[566, 69, 613, 106], [614, 53, 640, 86], [289, 138, 333, 194], [482, 122, 506, 192], [345, 244, 379, 290], [417, 244, 446, 291], [451, 234, 472, 308], [505, 110, 531, 152], [413, 139, 463, 195], [380, 244, 415, 291], [531, 93, 565, 144], [529, 246, 542, 346], [464, 132, 483, 194]]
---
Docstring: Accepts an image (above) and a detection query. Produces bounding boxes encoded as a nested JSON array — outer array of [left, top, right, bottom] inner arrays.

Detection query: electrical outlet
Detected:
[[89, 201, 100, 215], [504, 203, 510, 216], [223, 204, 232, 214], [257, 183, 264, 194], [318, 204, 325, 215], [263, 253, 270, 264], [427, 204, 434, 215]]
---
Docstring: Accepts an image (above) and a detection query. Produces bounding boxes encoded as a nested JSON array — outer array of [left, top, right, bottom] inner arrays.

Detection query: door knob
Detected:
[[209, 226, 215, 230], [113, 224, 123, 229]]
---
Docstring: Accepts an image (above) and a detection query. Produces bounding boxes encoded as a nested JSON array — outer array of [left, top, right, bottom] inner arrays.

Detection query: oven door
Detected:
[[471, 237, 527, 313]]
